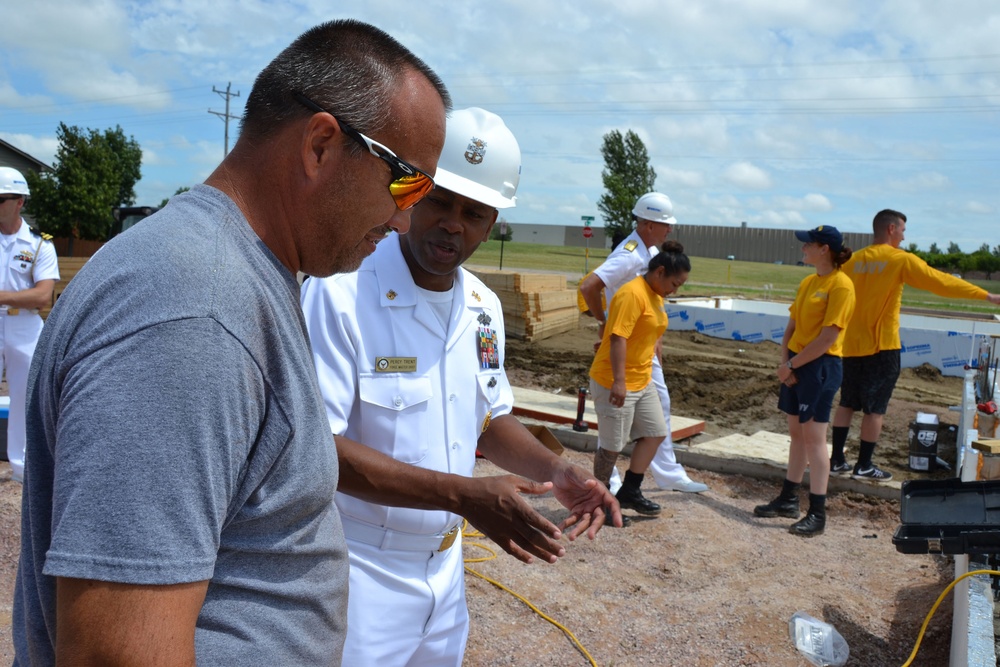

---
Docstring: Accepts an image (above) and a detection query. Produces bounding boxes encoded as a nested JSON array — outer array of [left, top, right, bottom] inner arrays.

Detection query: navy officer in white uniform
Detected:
[[302, 108, 620, 667], [579, 193, 709, 496], [0, 167, 59, 483]]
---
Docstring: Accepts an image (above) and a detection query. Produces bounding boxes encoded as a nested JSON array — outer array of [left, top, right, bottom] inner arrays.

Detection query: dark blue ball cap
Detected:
[[794, 225, 844, 253]]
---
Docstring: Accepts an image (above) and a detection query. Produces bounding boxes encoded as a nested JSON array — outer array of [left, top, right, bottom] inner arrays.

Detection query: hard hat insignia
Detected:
[[464, 137, 487, 165], [386, 290, 397, 300]]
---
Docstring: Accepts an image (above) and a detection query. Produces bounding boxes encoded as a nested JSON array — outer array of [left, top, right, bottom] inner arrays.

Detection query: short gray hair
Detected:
[[240, 20, 450, 141]]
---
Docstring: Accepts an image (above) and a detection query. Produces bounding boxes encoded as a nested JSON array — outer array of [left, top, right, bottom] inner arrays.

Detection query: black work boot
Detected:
[[753, 479, 800, 518], [753, 496, 800, 518], [789, 512, 825, 537], [616, 481, 661, 516], [789, 493, 826, 537]]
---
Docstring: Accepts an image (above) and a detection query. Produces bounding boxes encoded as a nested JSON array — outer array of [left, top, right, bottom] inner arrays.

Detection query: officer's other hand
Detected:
[[462, 475, 566, 565], [550, 463, 623, 539]]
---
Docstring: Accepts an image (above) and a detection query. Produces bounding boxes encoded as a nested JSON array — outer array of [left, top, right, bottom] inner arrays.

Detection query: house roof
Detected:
[[0, 137, 52, 172]]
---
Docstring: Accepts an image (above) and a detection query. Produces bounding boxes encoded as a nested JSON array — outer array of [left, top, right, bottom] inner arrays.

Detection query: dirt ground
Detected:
[[464, 319, 961, 666], [505, 319, 966, 484], [0, 320, 966, 665]]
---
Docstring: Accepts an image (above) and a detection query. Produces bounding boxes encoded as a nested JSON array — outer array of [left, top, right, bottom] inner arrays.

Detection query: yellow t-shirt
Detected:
[[842, 244, 989, 357], [590, 276, 667, 391], [788, 270, 856, 357]]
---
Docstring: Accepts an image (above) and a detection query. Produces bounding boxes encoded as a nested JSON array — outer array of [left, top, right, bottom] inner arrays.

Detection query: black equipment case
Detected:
[[893, 478, 1000, 555]]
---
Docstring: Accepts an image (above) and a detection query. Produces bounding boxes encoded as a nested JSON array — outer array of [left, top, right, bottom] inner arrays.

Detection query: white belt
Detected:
[[341, 515, 461, 552]]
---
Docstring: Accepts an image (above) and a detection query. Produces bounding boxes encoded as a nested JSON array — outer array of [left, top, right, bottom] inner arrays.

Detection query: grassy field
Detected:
[[469, 239, 1000, 315]]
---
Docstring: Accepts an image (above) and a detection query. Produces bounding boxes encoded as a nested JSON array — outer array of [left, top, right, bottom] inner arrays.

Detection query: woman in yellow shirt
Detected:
[[590, 241, 690, 516], [755, 226, 855, 537]]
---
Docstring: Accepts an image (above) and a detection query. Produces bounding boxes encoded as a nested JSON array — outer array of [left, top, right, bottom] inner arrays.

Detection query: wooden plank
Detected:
[[494, 289, 577, 315], [469, 269, 566, 293], [972, 438, 1000, 454], [510, 385, 705, 440], [42, 257, 91, 319]]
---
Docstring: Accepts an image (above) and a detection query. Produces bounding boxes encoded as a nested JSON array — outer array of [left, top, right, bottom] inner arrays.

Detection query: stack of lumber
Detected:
[[470, 269, 579, 341], [41, 257, 90, 319]]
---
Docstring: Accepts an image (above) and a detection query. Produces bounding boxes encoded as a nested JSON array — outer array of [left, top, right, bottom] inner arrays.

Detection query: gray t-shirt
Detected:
[[13, 185, 348, 665]]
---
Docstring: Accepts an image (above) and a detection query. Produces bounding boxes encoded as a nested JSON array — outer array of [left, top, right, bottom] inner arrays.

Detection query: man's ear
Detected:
[[481, 210, 499, 242], [300, 113, 344, 181]]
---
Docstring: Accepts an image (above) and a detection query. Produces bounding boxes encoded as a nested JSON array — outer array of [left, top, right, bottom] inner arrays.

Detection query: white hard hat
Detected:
[[0, 167, 30, 196], [433, 108, 520, 209], [632, 192, 676, 225]]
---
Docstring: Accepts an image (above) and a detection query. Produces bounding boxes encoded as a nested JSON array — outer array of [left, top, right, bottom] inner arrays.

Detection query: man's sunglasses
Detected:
[[293, 92, 435, 211], [0, 195, 23, 203]]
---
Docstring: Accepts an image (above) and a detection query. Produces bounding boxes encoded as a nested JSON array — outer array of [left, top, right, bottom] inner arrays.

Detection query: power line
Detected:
[[444, 52, 1000, 81], [6, 86, 210, 112]]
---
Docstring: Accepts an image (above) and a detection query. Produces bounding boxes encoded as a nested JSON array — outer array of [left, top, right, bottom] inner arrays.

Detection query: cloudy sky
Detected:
[[3, 1, 999, 250]]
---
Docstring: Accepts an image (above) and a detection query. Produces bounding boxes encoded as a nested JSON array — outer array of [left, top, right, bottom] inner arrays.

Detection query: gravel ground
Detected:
[[463, 452, 953, 667]]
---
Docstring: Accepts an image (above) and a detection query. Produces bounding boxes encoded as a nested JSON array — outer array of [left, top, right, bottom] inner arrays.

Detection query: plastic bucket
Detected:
[[908, 421, 939, 471]]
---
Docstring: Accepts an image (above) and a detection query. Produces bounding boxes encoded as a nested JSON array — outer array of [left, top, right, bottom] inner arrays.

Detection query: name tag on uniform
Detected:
[[374, 357, 417, 373]]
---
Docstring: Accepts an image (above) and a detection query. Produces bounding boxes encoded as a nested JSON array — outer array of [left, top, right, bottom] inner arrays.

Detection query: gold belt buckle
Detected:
[[437, 525, 459, 552], [7, 308, 18, 315]]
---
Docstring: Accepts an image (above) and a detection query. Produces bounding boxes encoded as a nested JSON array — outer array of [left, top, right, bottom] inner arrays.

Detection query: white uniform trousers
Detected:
[[606, 355, 690, 492], [342, 534, 468, 667], [646, 355, 689, 487], [1, 312, 42, 482]]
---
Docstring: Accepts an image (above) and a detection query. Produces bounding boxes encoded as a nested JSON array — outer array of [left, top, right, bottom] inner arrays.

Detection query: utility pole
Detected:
[[208, 82, 241, 158]]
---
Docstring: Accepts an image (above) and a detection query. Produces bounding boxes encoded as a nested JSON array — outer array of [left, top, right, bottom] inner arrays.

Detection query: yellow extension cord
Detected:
[[461, 522, 599, 667], [900, 568, 1000, 667]]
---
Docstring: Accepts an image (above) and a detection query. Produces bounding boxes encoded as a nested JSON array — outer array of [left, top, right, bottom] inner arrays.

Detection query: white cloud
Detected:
[[754, 210, 809, 227], [773, 193, 834, 212], [723, 162, 773, 190], [887, 172, 951, 192], [964, 201, 994, 215], [657, 166, 705, 189]]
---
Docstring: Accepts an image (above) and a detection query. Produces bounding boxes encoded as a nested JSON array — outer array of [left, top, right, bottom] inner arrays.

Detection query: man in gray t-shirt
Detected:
[[13, 20, 449, 665]]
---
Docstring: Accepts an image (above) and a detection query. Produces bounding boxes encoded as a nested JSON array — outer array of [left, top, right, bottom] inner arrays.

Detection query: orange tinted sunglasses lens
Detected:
[[389, 173, 435, 211]]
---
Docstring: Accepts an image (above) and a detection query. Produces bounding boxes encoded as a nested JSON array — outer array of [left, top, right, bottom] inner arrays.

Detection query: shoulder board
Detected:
[[28, 226, 53, 241], [623, 240, 639, 252]]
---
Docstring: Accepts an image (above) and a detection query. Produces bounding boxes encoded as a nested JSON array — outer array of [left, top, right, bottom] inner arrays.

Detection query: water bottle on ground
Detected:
[[788, 611, 849, 667]]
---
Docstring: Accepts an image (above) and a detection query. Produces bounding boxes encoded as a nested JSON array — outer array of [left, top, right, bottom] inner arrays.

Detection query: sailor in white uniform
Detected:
[[0, 167, 59, 483], [302, 108, 620, 667], [579, 192, 708, 495]]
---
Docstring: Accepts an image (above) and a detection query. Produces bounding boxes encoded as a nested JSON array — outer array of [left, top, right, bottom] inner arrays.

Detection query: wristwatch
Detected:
[[785, 360, 794, 370]]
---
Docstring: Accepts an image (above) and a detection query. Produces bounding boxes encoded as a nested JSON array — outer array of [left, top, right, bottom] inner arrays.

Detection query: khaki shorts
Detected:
[[590, 379, 668, 453]]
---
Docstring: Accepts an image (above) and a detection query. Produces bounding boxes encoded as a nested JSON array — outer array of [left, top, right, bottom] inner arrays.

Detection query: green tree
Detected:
[[904, 243, 928, 261], [597, 129, 656, 245], [26, 123, 142, 249], [159, 186, 191, 209], [947, 241, 962, 254], [929, 242, 941, 254], [968, 246, 1000, 279], [489, 217, 513, 242]]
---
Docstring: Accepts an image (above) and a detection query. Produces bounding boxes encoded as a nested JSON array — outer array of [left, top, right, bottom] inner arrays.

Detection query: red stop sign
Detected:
[[583, 226, 593, 239]]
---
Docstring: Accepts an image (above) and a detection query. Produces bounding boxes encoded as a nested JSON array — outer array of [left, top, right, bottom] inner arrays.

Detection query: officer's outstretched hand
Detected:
[[461, 475, 568, 565], [550, 463, 623, 540]]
